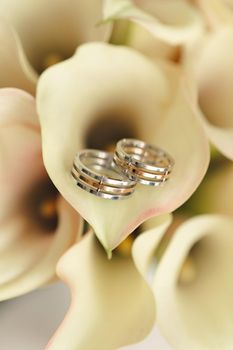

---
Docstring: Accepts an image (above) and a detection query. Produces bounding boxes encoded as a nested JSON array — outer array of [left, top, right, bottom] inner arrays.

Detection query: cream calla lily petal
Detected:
[[0, 88, 41, 221], [184, 27, 233, 160], [0, 87, 38, 125], [37, 43, 209, 251], [132, 214, 172, 278], [0, 88, 82, 299], [111, 20, 180, 62], [198, 0, 233, 27], [104, 0, 203, 44], [155, 215, 233, 350], [46, 230, 157, 350], [0, 0, 111, 74], [0, 18, 36, 93]]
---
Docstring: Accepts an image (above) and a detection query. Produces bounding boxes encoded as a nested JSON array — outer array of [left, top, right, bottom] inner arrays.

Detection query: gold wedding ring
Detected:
[[113, 139, 174, 186], [71, 149, 136, 200]]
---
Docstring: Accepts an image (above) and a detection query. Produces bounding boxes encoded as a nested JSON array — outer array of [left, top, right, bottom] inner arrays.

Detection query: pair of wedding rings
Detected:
[[71, 139, 174, 200]]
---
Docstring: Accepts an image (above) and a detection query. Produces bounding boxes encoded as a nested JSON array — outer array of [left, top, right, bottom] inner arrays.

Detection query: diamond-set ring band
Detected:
[[71, 139, 174, 200]]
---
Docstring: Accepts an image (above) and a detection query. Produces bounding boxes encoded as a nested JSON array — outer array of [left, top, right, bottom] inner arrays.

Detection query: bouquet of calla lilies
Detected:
[[1, 0, 233, 349]]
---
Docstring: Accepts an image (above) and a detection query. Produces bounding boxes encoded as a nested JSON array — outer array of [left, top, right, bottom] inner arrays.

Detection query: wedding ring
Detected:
[[71, 149, 136, 200], [113, 138, 174, 186]]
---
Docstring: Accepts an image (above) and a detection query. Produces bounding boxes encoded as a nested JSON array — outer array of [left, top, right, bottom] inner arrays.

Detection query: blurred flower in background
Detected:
[[0, 0, 111, 92], [103, 0, 204, 44], [0, 88, 81, 299], [0, 0, 233, 349]]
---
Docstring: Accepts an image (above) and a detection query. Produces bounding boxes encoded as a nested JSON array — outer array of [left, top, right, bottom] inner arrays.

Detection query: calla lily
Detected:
[[184, 26, 233, 160], [0, 0, 111, 77], [103, 0, 204, 45], [0, 88, 82, 300], [0, 18, 36, 93], [46, 215, 171, 350], [110, 20, 180, 62], [37, 42, 210, 251], [154, 215, 233, 350]]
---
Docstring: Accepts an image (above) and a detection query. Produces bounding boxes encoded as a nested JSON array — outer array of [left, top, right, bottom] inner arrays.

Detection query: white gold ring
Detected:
[[71, 149, 136, 200], [113, 138, 174, 186]]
